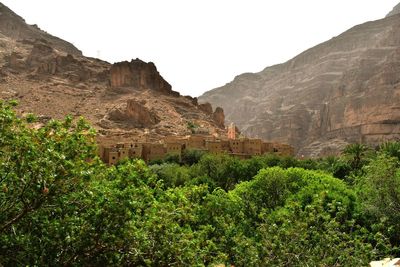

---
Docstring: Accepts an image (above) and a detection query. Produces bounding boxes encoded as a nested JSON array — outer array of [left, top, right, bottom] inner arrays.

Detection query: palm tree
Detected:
[[342, 143, 370, 170], [379, 141, 400, 161]]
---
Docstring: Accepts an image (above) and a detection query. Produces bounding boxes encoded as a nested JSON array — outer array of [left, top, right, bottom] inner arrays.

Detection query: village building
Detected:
[[206, 140, 222, 155]]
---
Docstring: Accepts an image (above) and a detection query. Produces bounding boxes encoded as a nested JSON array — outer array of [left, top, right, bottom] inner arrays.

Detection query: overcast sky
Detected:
[[2, 0, 399, 96]]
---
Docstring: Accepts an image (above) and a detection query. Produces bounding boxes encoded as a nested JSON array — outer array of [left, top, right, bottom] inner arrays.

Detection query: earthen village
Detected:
[[98, 123, 294, 165]]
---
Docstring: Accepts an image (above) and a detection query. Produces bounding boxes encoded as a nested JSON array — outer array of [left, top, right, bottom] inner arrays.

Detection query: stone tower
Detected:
[[227, 122, 236, 140]]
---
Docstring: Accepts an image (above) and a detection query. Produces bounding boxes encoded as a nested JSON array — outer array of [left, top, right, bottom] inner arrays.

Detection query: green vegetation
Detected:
[[1, 100, 400, 266], [186, 121, 199, 134]]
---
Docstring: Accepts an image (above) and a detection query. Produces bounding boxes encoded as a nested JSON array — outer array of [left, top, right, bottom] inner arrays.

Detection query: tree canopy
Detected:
[[0, 101, 399, 266]]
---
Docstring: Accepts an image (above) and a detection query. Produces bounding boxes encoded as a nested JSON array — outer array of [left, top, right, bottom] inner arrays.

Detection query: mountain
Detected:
[[199, 4, 400, 157], [0, 3, 225, 144], [387, 2, 400, 17], [0, 3, 81, 55]]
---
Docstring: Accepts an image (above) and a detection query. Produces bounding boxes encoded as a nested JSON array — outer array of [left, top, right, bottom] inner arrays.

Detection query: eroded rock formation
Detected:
[[200, 7, 400, 157], [5, 39, 109, 83], [198, 102, 213, 114], [108, 99, 160, 127], [213, 107, 225, 128], [110, 59, 176, 95]]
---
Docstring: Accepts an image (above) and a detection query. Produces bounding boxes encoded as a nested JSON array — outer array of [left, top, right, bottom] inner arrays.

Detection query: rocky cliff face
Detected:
[[110, 59, 176, 95], [0, 3, 226, 144], [200, 9, 400, 157]]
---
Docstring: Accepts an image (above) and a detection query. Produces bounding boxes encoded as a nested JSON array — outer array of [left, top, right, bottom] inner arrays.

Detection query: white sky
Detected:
[[2, 0, 399, 96]]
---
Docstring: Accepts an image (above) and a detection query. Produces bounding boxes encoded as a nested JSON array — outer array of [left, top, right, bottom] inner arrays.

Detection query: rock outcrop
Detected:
[[5, 39, 109, 83], [110, 59, 177, 96], [200, 6, 400, 157], [108, 99, 160, 127], [198, 102, 213, 114], [213, 107, 225, 128]]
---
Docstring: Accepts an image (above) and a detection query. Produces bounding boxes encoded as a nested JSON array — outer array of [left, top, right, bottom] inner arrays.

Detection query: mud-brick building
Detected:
[[243, 138, 262, 155], [272, 143, 295, 156], [187, 135, 215, 150], [142, 143, 166, 162], [101, 146, 127, 165], [261, 142, 275, 154], [229, 139, 244, 154], [165, 142, 183, 159], [128, 143, 143, 159], [206, 140, 222, 155], [99, 142, 143, 165]]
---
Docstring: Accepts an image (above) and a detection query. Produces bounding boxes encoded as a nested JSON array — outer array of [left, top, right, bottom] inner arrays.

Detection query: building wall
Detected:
[[187, 135, 207, 149], [165, 143, 182, 158], [163, 136, 187, 144], [206, 141, 222, 154], [119, 148, 129, 161], [229, 139, 244, 154], [103, 147, 117, 164], [129, 144, 143, 159], [261, 142, 275, 154], [272, 143, 295, 156], [220, 140, 231, 152], [108, 151, 119, 165], [143, 143, 166, 162], [243, 138, 262, 156]]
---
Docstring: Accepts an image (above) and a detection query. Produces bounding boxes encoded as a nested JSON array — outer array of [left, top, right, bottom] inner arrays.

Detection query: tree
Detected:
[[356, 154, 400, 243], [0, 100, 97, 233], [342, 143, 371, 170], [379, 141, 400, 161]]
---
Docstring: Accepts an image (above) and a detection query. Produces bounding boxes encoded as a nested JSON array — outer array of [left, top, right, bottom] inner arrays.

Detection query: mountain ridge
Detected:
[[386, 2, 400, 17], [0, 3, 226, 144], [0, 2, 82, 55], [200, 7, 400, 157]]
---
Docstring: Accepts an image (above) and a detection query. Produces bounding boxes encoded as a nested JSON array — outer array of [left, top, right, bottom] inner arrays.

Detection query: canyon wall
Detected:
[[200, 14, 400, 156]]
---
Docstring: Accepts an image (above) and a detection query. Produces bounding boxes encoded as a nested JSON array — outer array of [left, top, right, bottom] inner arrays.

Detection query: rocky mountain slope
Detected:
[[0, 3, 225, 144], [387, 2, 400, 17], [200, 5, 400, 157]]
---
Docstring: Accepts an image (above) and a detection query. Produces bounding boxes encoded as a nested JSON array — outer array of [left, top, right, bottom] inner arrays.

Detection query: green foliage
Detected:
[[343, 143, 372, 170], [150, 163, 191, 188], [356, 154, 400, 243], [181, 148, 206, 165], [379, 141, 400, 160], [192, 154, 248, 191], [0, 101, 97, 234], [317, 155, 352, 180], [0, 101, 398, 266], [186, 121, 198, 133]]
